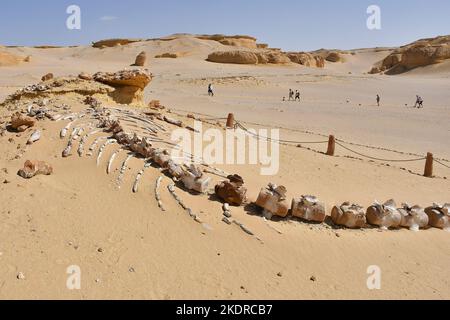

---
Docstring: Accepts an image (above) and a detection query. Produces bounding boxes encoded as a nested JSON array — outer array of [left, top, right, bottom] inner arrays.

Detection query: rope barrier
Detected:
[[236, 121, 328, 145], [335, 141, 426, 163], [435, 159, 450, 169]]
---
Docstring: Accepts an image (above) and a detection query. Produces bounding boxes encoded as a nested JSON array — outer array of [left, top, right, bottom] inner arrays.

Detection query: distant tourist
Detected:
[[295, 90, 301, 101], [414, 95, 424, 108], [376, 94, 380, 106], [208, 84, 214, 96], [288, 89, 294, 101]]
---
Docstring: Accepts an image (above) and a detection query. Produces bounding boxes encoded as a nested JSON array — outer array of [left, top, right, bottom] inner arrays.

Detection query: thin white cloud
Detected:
[[100, 16, 118, 21]]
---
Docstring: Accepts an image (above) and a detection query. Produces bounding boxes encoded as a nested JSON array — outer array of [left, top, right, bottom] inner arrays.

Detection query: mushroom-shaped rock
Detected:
[[366, 199, 402, 229], [215, 174, 247, 206], [291, 195, 326, 223], [424, 204, 450, 230], [255, 183, 289, 218], [398, 204, 429, 231], [93, 69, 152, 105], [331, 202, 366, 228]]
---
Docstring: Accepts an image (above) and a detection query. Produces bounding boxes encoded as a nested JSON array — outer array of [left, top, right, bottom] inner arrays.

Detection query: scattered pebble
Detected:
[[97, 247, 104, 253], [17, 272, 25, 280], [335, 232, 341, 238], [129, 267, 135, 273], [310, 276, 317, 282], [277, 272, 283, 277], [3, 179, 10, 184]]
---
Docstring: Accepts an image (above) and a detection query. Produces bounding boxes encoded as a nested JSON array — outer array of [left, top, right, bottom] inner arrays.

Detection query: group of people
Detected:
[[375, 94, 424, 108], [283, 89, 301, 101], [208, 84, 425, 109]]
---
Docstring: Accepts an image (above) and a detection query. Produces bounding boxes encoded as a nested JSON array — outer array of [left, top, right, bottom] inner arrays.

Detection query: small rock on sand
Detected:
[[17, 272, 25, 280]]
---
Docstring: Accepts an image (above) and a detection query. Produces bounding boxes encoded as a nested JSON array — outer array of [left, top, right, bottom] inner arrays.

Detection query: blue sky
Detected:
[[0, 0, 449, 51]]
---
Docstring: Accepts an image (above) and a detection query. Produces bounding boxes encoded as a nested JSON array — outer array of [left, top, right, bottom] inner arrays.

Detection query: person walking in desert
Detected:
[[376, 94, 380, 106], [208, 83, 214, 96]]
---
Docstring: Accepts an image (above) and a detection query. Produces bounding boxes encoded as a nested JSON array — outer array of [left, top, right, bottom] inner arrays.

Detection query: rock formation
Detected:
[[331, 202, 366, 228], [215, 174, 247, 206], [0, 51, 23, 67], [92, 38, 144, 48], [291, 195, 326, 223], [78, 72, 93, 80], [207, 50, 291, 65], [18, 160, 53, 179], [207, 51, 259, 64], [41, 73, 54, 82], [286, 52, 325, 68], [325, 51, 342, 62], [366, 199, 402, 229], [255, 183, 289, 218], [196, 34, 258, 49], [155, 53, 179, 58], [134, 51, 147, 66], [93, 69, 152, 105], [370, 35, 450, 74]]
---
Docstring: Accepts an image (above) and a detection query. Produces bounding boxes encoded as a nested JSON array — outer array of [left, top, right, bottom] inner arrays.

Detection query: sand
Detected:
[[0, 35, 449, 300]]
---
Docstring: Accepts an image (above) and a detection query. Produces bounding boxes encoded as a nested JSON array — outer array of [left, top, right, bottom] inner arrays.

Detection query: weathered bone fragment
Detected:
[[155, 176, 166, 211], [424, 203, 450, 230], [255, 183, 289, 218], [398, 204, 429, 231], [11, 112, 35, 132], [27, 130, 41, 145], [153, 149, 171, 168], [117, 154, 133, 186], [291, 195, 326, 223], [215, 174, 247, 206], [62, 140, 73, 158], [331, 202, 366, 228], [180, 164, 211, 193], [132, 162, 152, 193], [60, 122, 73, 138], [366, 199, 402, 229], [163, 116, 183, 127], [107, 150, 120, 174], [18, 160, 53, 179], [87, 137, 106, 156], [97, 139, 116, 166]]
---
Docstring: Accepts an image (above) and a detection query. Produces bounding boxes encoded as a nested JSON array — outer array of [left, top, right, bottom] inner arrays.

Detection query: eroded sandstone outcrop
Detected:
[[370, 35, 450, 74], [93, 69, 152, 105], [286, 52, 325, 68], [92, 38, 144, 48]]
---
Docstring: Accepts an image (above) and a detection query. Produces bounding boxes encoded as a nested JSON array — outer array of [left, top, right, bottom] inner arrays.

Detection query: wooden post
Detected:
[[424, 152, 433, 178], [226, 113, 235, 129], [326, 135, 335, 156]]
